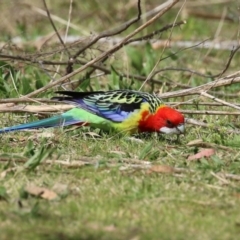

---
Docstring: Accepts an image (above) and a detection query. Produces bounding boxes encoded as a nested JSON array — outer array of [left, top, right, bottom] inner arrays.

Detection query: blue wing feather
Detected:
[[56, 98, 137, 122], [52, 90, 158, 123]]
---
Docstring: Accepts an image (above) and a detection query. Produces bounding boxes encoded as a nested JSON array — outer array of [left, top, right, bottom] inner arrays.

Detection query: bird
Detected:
[[0, 90, 185, 135]]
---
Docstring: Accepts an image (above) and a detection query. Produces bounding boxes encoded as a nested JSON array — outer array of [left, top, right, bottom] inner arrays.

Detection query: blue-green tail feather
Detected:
[[0, 112, 82, 134]]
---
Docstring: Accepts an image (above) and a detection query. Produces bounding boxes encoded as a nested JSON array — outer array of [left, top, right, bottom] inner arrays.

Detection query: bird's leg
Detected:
[[163, 134, 182, 144], [124, 136, 144, 144]]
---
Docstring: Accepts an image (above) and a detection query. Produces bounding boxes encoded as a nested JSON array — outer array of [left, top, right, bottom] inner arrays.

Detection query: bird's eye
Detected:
[[166, 120, 174, 128]]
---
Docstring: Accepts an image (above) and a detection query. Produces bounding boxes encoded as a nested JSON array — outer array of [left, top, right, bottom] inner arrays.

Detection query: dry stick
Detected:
[[0, 98, 57, 104], [108, 0, 177, 37], [2, 76, 240, 110], [222, 173, 240, 181], [0, 157, 151, 168], [155, 45, 240, 79], [68, 0, 164, 86], [210, 171, 230, 184], [1, 78, 240, 113], [200, 92, 240, 111], [180, 0, 233, 7], [22, 0, 179, 98], [154, 67, 216, 78], [71, 55, 110, 90], [114, 0, 232, 32], [72, 0, 142, 60], [42, 0, 70, 57], [23, 3, 87, 34], [4, 0, 142, 89], [125, 20, 186, 44], [189, 45, 240, 111], [71, 20, 186, 89], [185, 118, 240, 134], [0, 47, 198, 89], [0, 20, 185, 62], [1, 47, 220, 90], [152, 40, 239, 51], [159, 73, 240, 99], [0, 104, 73, 113], [43, 0, 74, 79], [139, 0, 187, 91], [187, 10, 236, 22], [182, 110, 240, 115], [169, 101, 240, 107], [1, 43, 190, 90], [53, 0, 73, 80], [0, 36, 192, 91]]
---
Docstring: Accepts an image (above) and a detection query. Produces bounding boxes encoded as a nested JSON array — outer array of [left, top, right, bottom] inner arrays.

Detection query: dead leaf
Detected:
[[187, 148, 215, 161], [0, 167, 19, 179], [148, 165, 176, 173], [25, 185, 58, 200], [187, 139, 203, 146]]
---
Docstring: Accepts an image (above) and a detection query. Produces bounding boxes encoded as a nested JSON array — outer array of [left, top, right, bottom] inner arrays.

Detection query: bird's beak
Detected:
[[159, 123, 185, 135], [176, 124, 185, 134]]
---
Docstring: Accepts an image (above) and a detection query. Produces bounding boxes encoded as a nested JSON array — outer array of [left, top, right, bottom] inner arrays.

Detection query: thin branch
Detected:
[[153, 45, 240, 79], [182, 110, 240, 115], [22, 0, 180, 98], [158, 71, 240, 99], [152, 40, 239, 51], [0, 156, 151, 168], [210, 171, 229, 184], [42, 0, 70, 56], [185, 118, 240, 134], [22, 3, 88, 34], [125, 20, 186, 44], [200, 92, 240, 111], [168, 102, 240, 107], [0, 98, 58, 104], [0, 104, 73, 113], [72, 0, 142, 60], [222, 173, 240, 181], [0, 52, 189, 89], [187, 10, 236, 22]]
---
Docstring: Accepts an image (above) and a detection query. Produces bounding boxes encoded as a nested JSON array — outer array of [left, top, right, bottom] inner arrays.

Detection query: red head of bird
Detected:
[[138, 106, 185, 134]]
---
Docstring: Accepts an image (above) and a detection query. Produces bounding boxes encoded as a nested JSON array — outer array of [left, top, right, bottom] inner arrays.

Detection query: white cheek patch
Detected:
[[159, 124, 185, 135]]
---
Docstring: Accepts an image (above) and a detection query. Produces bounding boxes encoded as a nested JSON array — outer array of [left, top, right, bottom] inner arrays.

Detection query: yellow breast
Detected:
[[112, 103, 151, 134]]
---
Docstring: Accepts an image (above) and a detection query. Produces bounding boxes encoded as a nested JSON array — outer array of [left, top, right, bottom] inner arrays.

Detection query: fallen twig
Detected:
[[200, 92, 240, 111], [182, 110, 240, 115], [152, 40, 240, 51], [0, 104, 73, 113], [159, 71, 240, 99], [168, 102, 240, 107], [185, 118, 240, 134], [221, 173, 240, 181], [210, 171, 229, 184]]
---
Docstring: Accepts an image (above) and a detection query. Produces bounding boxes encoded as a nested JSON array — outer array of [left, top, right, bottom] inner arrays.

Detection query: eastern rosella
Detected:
[[0, 90, 185, 135]]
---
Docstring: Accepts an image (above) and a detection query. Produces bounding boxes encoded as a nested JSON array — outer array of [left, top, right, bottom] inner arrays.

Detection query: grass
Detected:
[[1, 0, 240, 239]]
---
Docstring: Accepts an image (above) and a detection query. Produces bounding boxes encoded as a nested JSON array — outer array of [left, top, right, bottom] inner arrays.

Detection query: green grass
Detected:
[[1, 130, 240, 239], [1, 0, 240, 239]]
